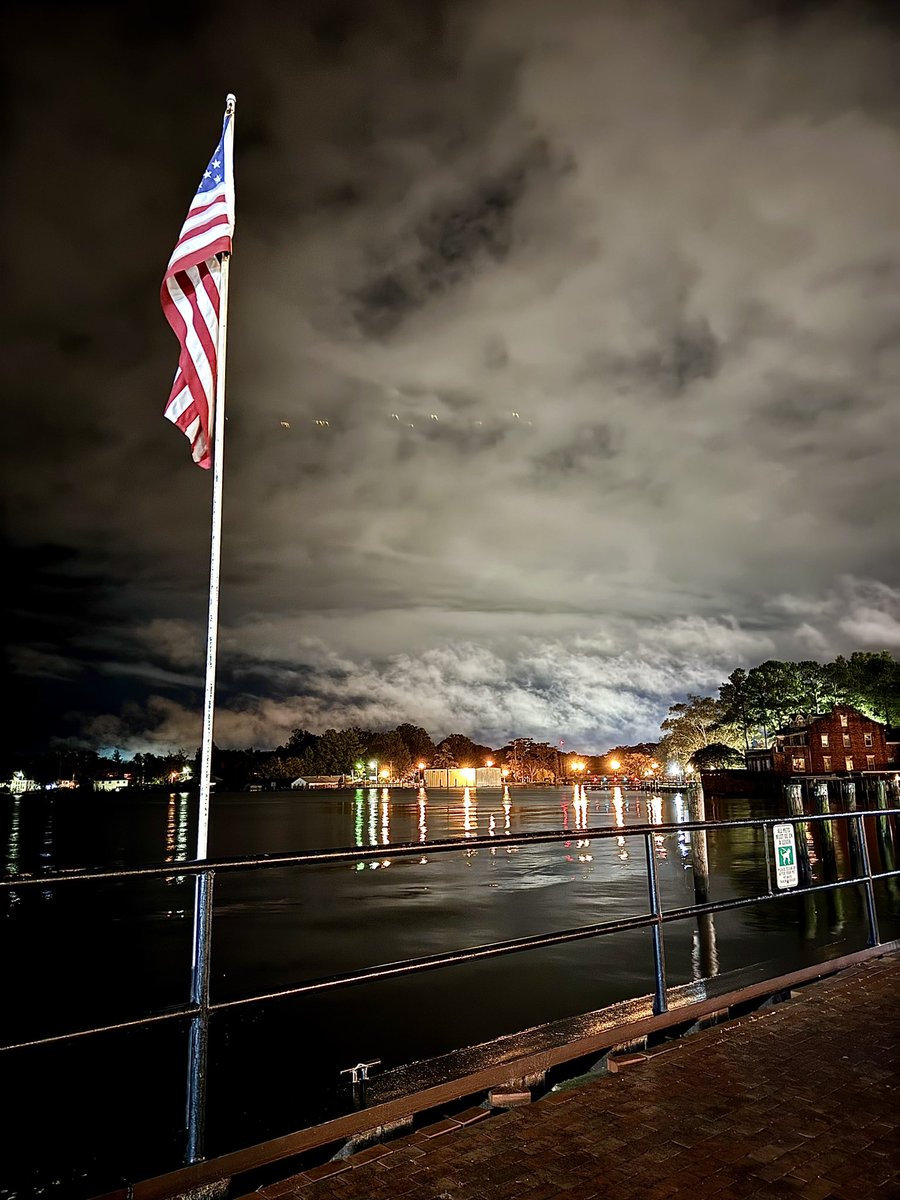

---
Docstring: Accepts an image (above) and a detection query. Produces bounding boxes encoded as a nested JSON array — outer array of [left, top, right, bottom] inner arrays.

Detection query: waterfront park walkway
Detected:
[[243, 952, 899, 1200]]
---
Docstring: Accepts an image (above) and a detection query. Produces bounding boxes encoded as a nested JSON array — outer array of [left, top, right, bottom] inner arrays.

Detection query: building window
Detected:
[[845, 757, 854, 771], [864, 733, 873, 747], [821, 734, 829, 747], [867, 756, 876, 769], [792, 757, 806, 772], [840, 713, 848, 727], [823, 756, 832, 771], [843, 734, 851, 748]]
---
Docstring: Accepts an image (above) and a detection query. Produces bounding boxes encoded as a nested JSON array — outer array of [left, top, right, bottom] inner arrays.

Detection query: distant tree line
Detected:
[[2, 727, 571, 791]]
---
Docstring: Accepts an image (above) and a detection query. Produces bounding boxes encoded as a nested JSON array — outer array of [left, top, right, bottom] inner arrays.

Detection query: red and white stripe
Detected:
[[161, 121, 234, 469]]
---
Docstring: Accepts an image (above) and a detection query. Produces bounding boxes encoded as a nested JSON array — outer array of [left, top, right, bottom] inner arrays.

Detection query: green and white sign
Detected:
[[773, 823, 799, 889]]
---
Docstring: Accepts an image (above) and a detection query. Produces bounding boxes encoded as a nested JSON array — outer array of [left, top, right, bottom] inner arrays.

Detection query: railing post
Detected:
[[644, 833, 668, 1015], [186, 868, 215, 1163], [855, 814, 880, 949]]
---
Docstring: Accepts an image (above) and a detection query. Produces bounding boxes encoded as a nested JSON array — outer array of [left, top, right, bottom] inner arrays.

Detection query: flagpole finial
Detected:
[[225, 93, 236, 114]]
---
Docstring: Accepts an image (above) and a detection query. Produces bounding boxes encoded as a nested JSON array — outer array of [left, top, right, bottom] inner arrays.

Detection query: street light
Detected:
[[368, 759, 377, 783]]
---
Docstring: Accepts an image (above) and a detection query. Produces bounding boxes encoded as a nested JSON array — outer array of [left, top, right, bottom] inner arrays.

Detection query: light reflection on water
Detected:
[[3, 785, 888, 1015], [1, 783, 894, 1200], [418, 790, 427, 843], [0, 785, 714, 900], [334, 785, 706, 906], [164, 791, 190, 891], [4, 795, 22, 908], [2, 779, 892, 1187]]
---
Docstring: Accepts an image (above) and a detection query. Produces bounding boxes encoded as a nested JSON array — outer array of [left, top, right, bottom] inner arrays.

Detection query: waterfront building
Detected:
[[745, 704, 893, 775], [424, 767, 503, 788], [6, 772, 40, 794]]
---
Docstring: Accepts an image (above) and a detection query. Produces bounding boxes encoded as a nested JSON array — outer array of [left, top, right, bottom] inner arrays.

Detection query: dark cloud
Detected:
[[3, 0, 900, 754]]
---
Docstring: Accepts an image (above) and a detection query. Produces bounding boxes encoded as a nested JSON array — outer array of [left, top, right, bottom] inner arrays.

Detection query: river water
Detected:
[[2, 785, 897, 1197]]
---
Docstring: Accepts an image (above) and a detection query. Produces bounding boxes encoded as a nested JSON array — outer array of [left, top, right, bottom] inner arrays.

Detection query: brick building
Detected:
[[746, 704, 890, 776]]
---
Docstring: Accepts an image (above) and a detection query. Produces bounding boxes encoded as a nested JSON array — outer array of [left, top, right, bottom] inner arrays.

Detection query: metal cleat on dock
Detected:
[[341, 1059, 381, 1085]]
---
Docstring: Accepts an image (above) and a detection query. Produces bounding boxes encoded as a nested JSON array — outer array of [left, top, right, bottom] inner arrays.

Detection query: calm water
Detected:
[[2, 785, 897, 1197]]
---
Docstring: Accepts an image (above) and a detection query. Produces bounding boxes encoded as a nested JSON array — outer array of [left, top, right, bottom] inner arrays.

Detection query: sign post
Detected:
[[772, 823, 799, 889]]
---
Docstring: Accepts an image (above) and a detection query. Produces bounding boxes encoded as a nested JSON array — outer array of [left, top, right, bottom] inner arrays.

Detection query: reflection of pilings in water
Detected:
[[688, 791, 710, 904], [786, 783, 816, 940], [875, 779, 897, 869], [692, 913, 719, 981], [874, 779, 899, 898], [811, 781, 838, 882], [814, 781, 845, 935], [842, 780, 864, 878], [785, 784, 813, 887], [687, 791, 717, 979]]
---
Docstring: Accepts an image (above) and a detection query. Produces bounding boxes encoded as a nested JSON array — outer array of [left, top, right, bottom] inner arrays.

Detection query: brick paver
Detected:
[[250, 954, 900, 1200]]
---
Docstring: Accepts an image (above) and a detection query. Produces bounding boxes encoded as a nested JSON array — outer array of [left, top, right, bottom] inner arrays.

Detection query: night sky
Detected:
[[3, 0, 900, 756]]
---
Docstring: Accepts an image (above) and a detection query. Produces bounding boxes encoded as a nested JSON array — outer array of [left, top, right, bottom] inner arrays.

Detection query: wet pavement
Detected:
[[245, 952, 900, 1200]]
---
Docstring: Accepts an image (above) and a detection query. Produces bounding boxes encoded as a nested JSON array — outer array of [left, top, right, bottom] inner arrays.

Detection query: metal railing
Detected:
[[1, 798, 898, 1171]]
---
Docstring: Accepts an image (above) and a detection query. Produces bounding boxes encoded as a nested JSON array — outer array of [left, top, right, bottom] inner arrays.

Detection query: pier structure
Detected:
[[242, 951, 900, 1200]]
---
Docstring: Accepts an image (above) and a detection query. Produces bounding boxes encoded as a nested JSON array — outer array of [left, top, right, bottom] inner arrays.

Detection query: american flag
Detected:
[[161, 107, 235, 468]]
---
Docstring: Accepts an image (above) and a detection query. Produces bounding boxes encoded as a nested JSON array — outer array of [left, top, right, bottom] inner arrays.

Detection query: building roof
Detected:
[[774, 705, 884, 736]]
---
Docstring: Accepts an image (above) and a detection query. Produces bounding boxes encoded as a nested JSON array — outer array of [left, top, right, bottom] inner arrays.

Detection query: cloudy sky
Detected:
[[3, 0, 900, 756]]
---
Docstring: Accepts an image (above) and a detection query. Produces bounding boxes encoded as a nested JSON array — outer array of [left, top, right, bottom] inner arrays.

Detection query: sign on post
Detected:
[[772, 824, 799, 889]]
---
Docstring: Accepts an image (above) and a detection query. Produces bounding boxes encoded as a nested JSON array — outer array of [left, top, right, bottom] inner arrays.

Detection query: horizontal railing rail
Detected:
[[2, 801, 898, 1177], [2, 807, 898, 1050]]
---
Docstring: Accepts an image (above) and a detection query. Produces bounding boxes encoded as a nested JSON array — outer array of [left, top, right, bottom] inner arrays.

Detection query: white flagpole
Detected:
[[196, 91, 236, 861], [187, 91, 235, 1164]]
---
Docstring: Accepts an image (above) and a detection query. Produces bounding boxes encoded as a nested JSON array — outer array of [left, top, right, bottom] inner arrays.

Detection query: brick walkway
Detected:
[[248, 954, 900, 1200]]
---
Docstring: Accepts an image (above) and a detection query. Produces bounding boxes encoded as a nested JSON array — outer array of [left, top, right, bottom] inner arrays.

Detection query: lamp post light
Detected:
[[368, 759, 377, 784]]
